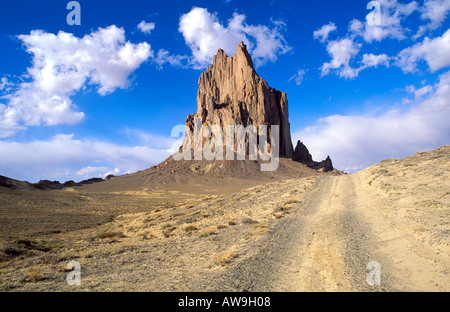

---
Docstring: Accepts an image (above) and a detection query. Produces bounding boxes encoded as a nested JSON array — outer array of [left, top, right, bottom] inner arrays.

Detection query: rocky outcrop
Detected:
[[181, 41, 334, 172], [0, 175, 16, 188], [292, 140, 333, 172], [33, 177, 105, 190], [292, 141, 313, 163], [184, 41, 293, 158]]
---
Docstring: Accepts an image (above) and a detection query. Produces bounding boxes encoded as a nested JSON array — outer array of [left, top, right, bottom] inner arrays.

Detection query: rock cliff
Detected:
[[181, 41, 333, 172], [184, 41, 293, 158]]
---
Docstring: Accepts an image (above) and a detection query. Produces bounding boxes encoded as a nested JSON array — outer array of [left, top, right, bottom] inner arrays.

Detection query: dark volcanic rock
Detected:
[[292, 140, 334, 172], [33, 178, 105, 189], [0, 175, 16, 188], [292, 140, 313, 163], [34, 180, 64, 190]]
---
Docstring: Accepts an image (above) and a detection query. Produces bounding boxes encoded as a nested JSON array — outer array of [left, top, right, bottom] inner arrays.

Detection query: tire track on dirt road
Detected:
[[272, 174, 401, 292], [216, 174, 419, 291]]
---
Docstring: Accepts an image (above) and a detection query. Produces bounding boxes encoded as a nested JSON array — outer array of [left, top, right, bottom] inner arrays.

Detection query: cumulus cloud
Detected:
[[137, 20, 156, 34], [414, 0, 450, 38], [397, 29, 450, 72], [313, 22, 337, 43], [0, 25, 152, 137], [315, 0, 449, 79], [350, 0, 418, 43], [315, 33, 392, 79], [178, 7, 290, 68], [361, 53, 391, 68], [294, 70, 450, 172], [0, 132, 175, 182], [320, 38, 362, 79]]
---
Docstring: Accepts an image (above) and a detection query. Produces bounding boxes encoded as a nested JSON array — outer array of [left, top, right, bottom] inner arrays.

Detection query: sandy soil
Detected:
[[0, 147, 448, 291]]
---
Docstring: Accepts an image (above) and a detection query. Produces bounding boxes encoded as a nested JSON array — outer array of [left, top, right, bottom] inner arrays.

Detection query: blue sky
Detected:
[[0, 0, 449, 182]]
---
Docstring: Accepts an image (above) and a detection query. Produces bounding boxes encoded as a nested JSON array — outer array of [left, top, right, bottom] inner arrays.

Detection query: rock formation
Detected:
[[181, 41, 333, 172], [292, 140, 313, 163], [292, 140, 333, 172], [184, 41, 293, 158]]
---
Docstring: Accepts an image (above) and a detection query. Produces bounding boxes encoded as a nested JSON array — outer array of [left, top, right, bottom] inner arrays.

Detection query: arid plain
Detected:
[[0, 146, 448, 292]]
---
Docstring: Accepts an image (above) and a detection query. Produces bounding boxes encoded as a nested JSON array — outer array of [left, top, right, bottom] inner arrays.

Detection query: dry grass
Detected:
[[26, 266, 46, 282], [2, 245, 24, 256], [182, 224, 198, 232], [199, 226, 216, 237], [413, 225, 426, 234], [241, 217, 258, 224], [283, 198, 299, 205], [94, 231, 125, 240], [216, 250, 237, 265], [0, 169, 321, 291], [358, 145, 450, 251], [162, 226, 177, 237]]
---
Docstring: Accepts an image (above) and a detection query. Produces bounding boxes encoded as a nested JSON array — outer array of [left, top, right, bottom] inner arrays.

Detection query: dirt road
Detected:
[[214, 174, 449, 291]]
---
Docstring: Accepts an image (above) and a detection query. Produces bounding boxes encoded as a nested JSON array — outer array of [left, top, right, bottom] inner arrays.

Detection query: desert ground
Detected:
[[0, 147, 449, 292]]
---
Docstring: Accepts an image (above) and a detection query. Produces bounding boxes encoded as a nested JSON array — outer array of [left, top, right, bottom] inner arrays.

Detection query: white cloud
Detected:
[[288, 69, 307, 86], [0, 77, 13, 92], [361, 53, 391, 68], [313, 22, 337, 43], [75, 166, 112, 179], [123, 128, 182, 151], [414, 0, 450, 38], [154, 49, 187, 68], [350, 0, 418, 43], [320, 38, 362, 79], [293, 70, 450, 172], [406, 84, 434, 98], [0, 133, 174, 182], [397, 29, 450, 72], [137, 20, 156, 34], [0, 25, 152, 137], [316, 0, 449, 79], [178, 7, 290, 68]]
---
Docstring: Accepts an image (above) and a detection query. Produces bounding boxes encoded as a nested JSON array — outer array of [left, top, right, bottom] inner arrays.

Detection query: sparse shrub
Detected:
[[2, 245, 23, 256], [26, 267, 46, 282], [216, 250, 237, 265], [274, 212, 283, 219], [182, 224, 198, 232], [241, 217, 258, 224], [15, 239, 33, 247], [94, 231, 125, 240], [283, 198, 299, 205], [413, 226, 425, 233], [0, 282, 11, 291], [162, 226, 177, 237], [200, 226, 216, 237]]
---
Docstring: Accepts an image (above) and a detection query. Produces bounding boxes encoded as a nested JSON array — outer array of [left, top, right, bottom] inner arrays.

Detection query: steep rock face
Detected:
[[184, 42, 293, 158]]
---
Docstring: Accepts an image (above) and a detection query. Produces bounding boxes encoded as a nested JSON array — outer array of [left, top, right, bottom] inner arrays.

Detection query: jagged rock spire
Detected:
[[186, 41, 294, 158]]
